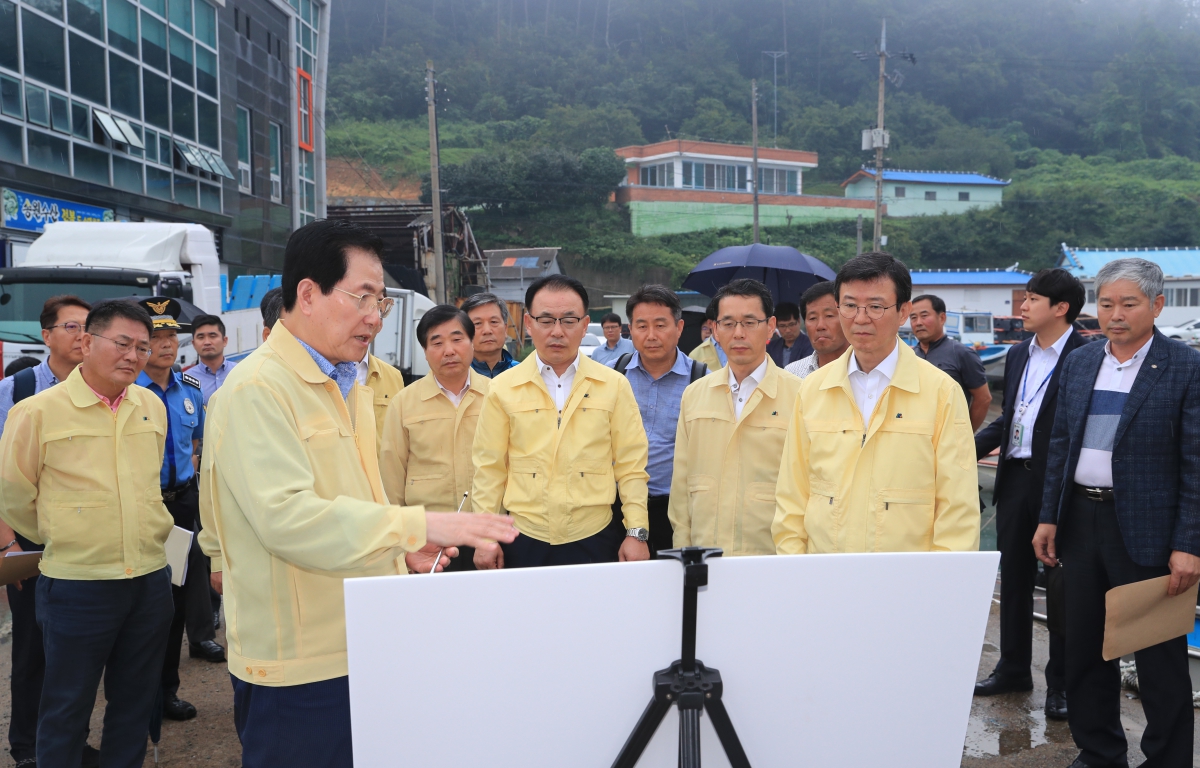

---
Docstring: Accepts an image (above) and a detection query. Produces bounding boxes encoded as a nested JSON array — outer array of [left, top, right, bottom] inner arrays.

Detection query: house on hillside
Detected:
[[842, 169, 1010, 217], [613, 140, 875, 237], [909, 269, 1032, 317], [1059, 245, 1200, 326]]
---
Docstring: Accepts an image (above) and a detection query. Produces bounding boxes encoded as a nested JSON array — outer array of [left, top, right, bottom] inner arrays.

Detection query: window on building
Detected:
[[24, 83, 49, 126], [1191, 288, 1200, 308], [171, 82, 193, 139], [268, 121, 281, 202], [894, 186, 905, 198], [0, 75, 21, 118], [236, 105, 251, 192], [27, 0, 63, 18], [49, 92, 69, 133], [26, 129, 69, 174], [169, 0, 191, 33], [146, 164, 171, 199], [70, 32, 107, 105], [173, 175, 197, 207], [925, 190, 937, 201], [109, 53, 141, 118], [0, 0, 18, 73], [106, 0, 138, 56], [142, 71, 169, 130], [1087, 289, 1096, 304], [66, 0, 101, 39], [296, 68, 312, 151], [682, 161, 748, 191], [638, 163, 673, 188], [169, 29, 193, 86], [112, 154, 143, 193], [0, 119, 22, 163], [194, 1, 216, 47], [958, 191, 970, 202], [70, 100, 88, 137], [144, 127, 158, 161], [197, 96, 218, 148], [142, 13, 168, 72], [23, 10, 67, 90], [196, 46, 217, 97]]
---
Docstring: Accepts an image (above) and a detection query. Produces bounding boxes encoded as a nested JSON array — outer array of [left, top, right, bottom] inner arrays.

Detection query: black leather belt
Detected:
[[161, 476, 196, 502], [1006, 458, 1034, 471], [1073, 484, 1114, 502]]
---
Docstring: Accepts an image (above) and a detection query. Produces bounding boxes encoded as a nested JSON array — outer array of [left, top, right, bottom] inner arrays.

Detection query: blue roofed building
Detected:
[[842, 169, 1010, 217], [908, 268, 1031, 317], [1059, 245, 1200, 327]]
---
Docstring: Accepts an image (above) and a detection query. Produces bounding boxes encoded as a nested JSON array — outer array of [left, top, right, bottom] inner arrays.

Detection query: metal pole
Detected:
[[856, 213, 863, 256], [751, 79, 759, 244], [763, 51, 786, 148], [873, 20, 886, 251], [426, 60, 447, 303]]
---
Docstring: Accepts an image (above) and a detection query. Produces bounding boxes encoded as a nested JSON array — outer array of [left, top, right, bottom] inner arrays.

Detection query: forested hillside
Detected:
[[324, 0, 1200, 277]]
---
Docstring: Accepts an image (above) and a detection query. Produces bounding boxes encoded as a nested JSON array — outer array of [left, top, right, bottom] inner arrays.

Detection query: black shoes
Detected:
[[1045, 688, 1068, 720], [163, 696, 197, 721], [13, 743, 99, 767], [973, 672, 1034, 696], [213, 609, 221, 630], [189, 639, 226, 662], [1066, 758, 1093, 768]]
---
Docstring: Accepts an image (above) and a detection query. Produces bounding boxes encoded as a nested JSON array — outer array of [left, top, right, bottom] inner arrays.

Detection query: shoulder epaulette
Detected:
[[181, 372, 202, 390]]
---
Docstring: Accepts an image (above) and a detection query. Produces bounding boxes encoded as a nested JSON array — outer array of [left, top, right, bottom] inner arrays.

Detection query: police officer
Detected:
[[134, 298, 224, 723]]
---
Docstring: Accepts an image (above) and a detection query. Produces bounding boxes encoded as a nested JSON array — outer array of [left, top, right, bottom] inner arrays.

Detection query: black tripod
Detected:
[[612, 547, 751, 768]]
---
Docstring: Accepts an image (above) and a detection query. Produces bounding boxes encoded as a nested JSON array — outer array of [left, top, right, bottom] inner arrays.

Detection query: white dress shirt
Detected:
[[1073, 335, 1153, 488], [847, 342, 900, 429], [436, 375, 472, 408], [729, 357, 769, 420], [1007, 328, 1073, 459], [355, 352, 369, 386], [535, 352, 581, 412]]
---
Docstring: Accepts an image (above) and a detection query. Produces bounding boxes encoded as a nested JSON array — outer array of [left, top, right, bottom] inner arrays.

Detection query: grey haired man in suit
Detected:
[[1035, 257, 1200, 768]]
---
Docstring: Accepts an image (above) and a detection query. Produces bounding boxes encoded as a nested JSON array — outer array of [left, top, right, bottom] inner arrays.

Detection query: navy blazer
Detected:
[[1040, 329, 1200, 566], [767, 334, 813, 369], [976, 329, 1089, 505]]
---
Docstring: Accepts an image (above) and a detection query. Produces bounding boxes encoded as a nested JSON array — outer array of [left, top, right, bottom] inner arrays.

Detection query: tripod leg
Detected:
[[678, 708, 701, 768], [612, 695, 672, 768], [705, 697, 752, 768]]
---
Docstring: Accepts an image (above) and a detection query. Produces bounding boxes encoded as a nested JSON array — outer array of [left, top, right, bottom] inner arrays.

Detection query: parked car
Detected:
[[580, 333, 604, 358], [1158, 317, 1200, 341]]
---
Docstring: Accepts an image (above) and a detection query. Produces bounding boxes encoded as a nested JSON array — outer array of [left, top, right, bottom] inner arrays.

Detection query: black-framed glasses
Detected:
[[92, 334, 153, 359], [333, 287, 395, 319], [715, 318, 768, 331], [530, 315, 583, 329], [47, 322, 84, 335], [838, 302, 901, 320]]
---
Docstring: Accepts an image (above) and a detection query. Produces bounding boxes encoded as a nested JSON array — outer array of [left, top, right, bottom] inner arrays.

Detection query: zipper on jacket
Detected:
[[861, 433, 866, 448]]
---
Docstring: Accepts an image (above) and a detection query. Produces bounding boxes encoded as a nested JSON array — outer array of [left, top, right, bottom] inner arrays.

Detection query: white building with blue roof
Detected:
[[908, 268, 1031, 318], [1059, 244, 1200, 327], [842, 168, 1010, 217]]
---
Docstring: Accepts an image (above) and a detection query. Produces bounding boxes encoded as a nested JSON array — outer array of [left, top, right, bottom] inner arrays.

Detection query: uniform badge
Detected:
[[184, 398, 195, 414]]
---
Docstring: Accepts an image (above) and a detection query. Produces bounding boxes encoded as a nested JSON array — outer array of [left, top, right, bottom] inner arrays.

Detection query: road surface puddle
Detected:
[[963, 707, 1070, 757]]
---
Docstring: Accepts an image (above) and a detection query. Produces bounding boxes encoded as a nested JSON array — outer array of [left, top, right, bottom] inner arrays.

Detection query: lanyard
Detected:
[[1017, 352, 1055, 415]]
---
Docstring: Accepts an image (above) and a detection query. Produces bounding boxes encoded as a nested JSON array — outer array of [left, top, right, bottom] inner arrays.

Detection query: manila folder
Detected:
[[1103, 575, 1198, 661], [165, 526, 193, 587], [0, 551, 42, 586]]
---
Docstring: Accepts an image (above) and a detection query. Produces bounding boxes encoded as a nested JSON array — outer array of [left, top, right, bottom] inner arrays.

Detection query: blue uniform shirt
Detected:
[[622, 349, 693, 495], [471, 349, 519, 379], [189, 357, 237, 407], [136, 369, 205, 489]]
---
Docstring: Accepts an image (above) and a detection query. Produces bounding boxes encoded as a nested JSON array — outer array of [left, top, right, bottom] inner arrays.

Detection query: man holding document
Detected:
[[1035, 257, 1200, 768]]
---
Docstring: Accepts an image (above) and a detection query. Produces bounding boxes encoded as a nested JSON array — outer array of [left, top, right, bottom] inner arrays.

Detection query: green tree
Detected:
[[678, 98, 751, 142], [529, 104, 646, 151]]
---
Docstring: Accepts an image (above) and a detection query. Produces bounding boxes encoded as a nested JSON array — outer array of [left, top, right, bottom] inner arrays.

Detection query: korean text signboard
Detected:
[[2, 188, 114, 234]]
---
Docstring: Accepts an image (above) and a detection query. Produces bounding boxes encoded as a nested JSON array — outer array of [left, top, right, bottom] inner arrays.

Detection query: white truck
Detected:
[[0, 222, 432, 378]]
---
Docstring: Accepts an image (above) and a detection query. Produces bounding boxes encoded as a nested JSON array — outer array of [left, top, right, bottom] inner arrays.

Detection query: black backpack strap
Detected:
[[613, 353, 634, 375], [12, 367, 37, 404], [688, 359, 709, 383]]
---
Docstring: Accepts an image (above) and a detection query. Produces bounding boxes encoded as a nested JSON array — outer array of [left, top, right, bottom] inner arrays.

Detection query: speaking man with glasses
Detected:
[[668, 279, 803, 556], [0, 299, 176, 767], [0, 295, 102, 767], [471, 273, 651, 568], [198, 219, 515, 767], [773, 252, 980, 555]]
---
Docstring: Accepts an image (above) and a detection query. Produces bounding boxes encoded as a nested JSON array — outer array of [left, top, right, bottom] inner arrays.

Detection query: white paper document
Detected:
[[164, 526, 193, 587]]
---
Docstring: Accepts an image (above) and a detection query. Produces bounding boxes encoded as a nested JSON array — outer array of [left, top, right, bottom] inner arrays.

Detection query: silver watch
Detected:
[[626, 527, 649, 542]]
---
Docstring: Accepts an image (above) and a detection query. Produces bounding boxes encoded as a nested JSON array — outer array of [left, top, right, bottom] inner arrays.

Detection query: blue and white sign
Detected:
[[1, 188, 114, 233]]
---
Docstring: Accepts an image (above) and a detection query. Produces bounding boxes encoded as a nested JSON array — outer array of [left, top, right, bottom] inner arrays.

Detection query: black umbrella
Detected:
[[682, 243, 836, 306]]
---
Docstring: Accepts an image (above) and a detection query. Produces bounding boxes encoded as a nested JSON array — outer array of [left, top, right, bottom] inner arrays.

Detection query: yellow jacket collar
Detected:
[[415, 369, 484, 401], [705, 356, 782, 398], [65, 365, 130, 410], [268, 321, 335, 386], [819, 341, 922, 394]]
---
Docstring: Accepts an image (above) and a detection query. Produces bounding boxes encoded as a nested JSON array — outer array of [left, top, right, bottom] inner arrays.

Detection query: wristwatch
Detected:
[[625, 527, 649, 542]]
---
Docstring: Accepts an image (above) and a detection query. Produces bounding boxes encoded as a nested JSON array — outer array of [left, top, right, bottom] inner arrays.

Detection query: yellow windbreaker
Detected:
[[199, 322, 427, 687], [772, 343, 980, 554], [379, 371, 489, 509], [688, 338, 723, 372], [365, 354, 405, 455], [471, 354, 649, 543], [669, 359, 802, 556]]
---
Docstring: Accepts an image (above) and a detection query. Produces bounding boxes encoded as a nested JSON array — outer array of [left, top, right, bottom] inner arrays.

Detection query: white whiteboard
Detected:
[[345, 552, 998, 767]]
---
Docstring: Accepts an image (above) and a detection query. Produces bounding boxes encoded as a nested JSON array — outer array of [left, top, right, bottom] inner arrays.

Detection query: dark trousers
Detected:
[[1061, 494, 1193, 768], [233, 674, 353, 768], [501, 510, 625, 568], [6, 534, 43, 762], [160, 483, 215, 698], [37, 569, 173, 768], [993, 460, 1065, 689], [647, 494, 672, 558]]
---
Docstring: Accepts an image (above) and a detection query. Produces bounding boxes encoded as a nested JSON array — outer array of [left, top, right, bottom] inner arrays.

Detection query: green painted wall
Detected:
[[627, 200, 867, 237], [844, 179, 1005, 217]]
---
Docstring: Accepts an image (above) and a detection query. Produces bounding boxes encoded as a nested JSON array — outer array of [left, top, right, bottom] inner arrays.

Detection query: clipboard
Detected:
[[0, 551, 43, 586], [165, 526, 193, 587], [1103, 575, 1199, 661]]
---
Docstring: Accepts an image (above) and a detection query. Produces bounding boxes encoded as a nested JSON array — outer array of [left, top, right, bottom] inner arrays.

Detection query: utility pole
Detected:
[[856, 213, 863, 257], [763, 51, 786, 148], [751, 79, 759, 244], [425, 60, 446, 303]]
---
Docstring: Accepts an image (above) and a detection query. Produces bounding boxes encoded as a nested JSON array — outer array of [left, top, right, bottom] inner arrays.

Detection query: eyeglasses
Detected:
[[47, 322, 83, 335], [838, 302, 901, 320], [715, 318, 768, 331], [92, 333, 153, 360], [333, 287, 394, 319], [530, 315, 583, 329]]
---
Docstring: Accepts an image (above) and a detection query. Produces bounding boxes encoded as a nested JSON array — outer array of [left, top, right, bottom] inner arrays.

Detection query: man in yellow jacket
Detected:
[[688, 297, 727, 371], [381, 304, 489, 571], [0, 300, 174, 767], [773, 252, 980, 554], [361, 348, 405, 455], [670, 279, 803, 556], [472, 274, 651, 568], [199, 219, 516, 768]]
